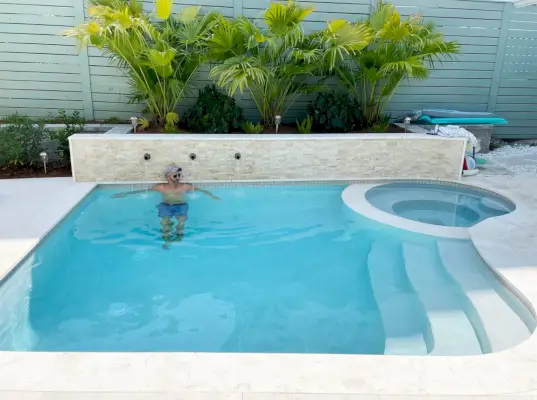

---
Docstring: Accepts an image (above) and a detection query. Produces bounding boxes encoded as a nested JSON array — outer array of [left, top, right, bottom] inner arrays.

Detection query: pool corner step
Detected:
[[437, 241, 532, 353], [367, 241, 428, 355], [402, 242, 483, 356]]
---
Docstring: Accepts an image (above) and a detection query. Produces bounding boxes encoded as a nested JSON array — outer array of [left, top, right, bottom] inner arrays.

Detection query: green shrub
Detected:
[[183, 85, 244, 133], [308, 92, 361, 133], [163, 112, 179, 133], [0, 113, 47, 167], [241, 121, 264, 133], [48, 109, 85, 164], [137, 118, 151, 132], [371, 114, 391, 133], [296, 115, 313, 134]]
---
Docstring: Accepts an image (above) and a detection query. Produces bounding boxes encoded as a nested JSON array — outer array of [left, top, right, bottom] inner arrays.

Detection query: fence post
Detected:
[[73, 0, 94, 121], [488, 2, 512, 113], [233, 0, 243, 17]]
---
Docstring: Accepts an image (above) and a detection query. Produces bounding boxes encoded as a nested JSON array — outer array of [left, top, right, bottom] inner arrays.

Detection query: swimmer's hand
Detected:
[[211, 195, 221, 201]]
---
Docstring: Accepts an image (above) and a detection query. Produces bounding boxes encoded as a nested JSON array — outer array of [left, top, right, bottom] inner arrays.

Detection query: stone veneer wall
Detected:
[[69, 134, 466, 182]]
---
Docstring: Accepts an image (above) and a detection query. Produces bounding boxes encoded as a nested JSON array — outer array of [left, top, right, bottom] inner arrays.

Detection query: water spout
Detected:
[[142, 153, 150, 192], [235, 155, 241, 188]]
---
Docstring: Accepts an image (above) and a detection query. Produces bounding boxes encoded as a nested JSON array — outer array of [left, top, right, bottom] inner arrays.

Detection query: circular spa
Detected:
[[365, 182, 515, 228]]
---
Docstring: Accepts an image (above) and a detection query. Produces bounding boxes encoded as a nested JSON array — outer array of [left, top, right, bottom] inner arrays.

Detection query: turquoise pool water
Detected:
[[0, 185, 533, 354], [366, 183, 515, 228]]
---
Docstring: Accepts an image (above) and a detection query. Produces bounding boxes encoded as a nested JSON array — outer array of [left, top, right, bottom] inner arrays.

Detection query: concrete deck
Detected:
[[0, 177, 536, 399]]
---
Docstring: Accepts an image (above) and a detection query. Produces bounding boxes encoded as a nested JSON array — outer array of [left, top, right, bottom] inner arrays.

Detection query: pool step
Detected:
[[438, 241, 532, 353], [402, 242, 483, 355], [367, 241, 428, 355]]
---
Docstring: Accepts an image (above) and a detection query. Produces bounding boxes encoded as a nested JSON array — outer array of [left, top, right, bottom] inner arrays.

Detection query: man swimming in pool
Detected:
[[113, 165, 219, 248]]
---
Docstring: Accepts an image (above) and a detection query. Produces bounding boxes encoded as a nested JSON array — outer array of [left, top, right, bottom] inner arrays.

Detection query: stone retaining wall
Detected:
[[69, 133, 466, 182]]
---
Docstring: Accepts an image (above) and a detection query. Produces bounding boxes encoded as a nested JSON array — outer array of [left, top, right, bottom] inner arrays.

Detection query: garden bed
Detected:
[[0, 164, 71, 180], [133, 124, 407, 135]]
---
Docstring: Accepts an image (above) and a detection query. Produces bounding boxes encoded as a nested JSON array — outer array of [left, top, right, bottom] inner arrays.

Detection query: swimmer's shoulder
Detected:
[[152, 183, 166, 192]]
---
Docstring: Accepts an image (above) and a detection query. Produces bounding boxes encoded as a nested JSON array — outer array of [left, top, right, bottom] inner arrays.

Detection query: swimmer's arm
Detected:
[[189, 184, 220, 200], [111, 185, 160, 198]]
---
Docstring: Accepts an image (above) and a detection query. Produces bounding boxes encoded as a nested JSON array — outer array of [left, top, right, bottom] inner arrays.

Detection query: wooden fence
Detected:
[[0, 0, 536, 138]]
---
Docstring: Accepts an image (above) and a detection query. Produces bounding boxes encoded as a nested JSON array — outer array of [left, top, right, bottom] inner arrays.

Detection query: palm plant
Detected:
[[64, 0, 221, 127], [208, 0, 371, 127], [336, 0, 460, 129]]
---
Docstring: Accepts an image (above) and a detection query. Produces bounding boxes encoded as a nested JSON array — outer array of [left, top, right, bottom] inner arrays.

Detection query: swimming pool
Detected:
[[366, 182, 515, 228], [0, 184, 533, 355]]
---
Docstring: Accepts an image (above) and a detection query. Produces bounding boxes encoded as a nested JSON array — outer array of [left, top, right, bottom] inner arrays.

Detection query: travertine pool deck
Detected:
[[0, 176, 536, 400]]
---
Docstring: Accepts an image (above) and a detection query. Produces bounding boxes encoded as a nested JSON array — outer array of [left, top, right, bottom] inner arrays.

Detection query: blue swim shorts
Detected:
[[157, 203, 189, 218]]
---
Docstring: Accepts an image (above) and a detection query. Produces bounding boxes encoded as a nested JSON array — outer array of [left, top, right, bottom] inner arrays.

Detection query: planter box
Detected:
[[69, 132, 466, 182]]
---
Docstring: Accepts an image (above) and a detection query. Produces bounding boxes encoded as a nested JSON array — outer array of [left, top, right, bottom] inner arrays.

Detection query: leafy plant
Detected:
[[208, 0, 371, 126], [371, 113, 390, 132], [48, 109, 85, 164], [183, 85, 244, 133], [336, 0, 460, 129], [241, 121, 264, 133], [164, 111, 179, 132], [296, 115, 313, 133], [64, 0, 222, 127], [308, 91, 361, 132], [137, 118, 151, 132], [0, 113, 47, 167]]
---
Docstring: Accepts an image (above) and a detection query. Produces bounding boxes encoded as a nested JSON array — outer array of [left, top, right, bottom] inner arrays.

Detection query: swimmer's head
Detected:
[[164, 165, 182, 183]]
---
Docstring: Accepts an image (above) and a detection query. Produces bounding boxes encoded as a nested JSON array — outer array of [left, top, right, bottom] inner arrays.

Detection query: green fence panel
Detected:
[[0, 0, 536, 138]]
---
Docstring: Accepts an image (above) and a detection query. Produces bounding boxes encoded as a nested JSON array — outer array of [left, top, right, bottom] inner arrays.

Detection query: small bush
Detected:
[[0, 113, 47, 167], [137, 118, 150, 132], [308, 92, 361, 133], [183, 85, 244, 133], [371, 114, 391, 133], [296, 115, 313, 134], [163, 112, 179, 133], [241, 121, 263, 133], [48, 109, 85, 164]]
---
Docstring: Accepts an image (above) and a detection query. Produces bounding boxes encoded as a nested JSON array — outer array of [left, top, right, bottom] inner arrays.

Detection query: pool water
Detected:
[[366, 183, 515, 227], [0, 185, 533, 355]]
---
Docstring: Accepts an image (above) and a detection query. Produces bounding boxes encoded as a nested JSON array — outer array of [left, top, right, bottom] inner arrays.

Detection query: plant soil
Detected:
[[135, 124, 407, 134], [0, 164, 72, 179], [260, 124, 406, 134]]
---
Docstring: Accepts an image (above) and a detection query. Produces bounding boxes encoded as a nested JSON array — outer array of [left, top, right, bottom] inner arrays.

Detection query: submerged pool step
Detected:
[[367, 242, 428, 355], [402, 242, 483, 356], [438, 241, 532, 353]]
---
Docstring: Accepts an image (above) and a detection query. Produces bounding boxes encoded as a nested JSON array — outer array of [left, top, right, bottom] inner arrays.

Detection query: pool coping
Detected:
[[0, 177, 536, 397]]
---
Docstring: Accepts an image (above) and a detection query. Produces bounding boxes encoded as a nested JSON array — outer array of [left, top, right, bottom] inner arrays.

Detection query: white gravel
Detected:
[[481, 144, 537, 176]]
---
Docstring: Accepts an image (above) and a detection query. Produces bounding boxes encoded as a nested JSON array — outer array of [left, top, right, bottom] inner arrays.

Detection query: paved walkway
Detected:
[[0, 178, 94, 281]]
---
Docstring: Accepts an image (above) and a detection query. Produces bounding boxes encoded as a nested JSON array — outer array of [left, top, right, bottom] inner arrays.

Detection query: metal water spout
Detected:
[[142, 153, 151, 192], [40, 151, 48, 174], [234, 153, 241, 188]]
